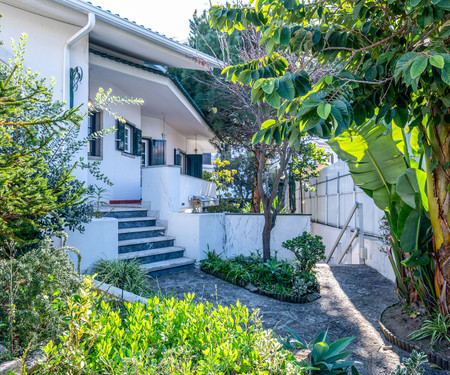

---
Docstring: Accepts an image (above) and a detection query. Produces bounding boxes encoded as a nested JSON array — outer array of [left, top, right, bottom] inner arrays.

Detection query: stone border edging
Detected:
[[379, 304, 450, 371], [200, 268, 320, 304]]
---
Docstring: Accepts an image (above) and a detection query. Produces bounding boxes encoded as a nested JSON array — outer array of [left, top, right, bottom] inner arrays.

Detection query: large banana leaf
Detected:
[[328, 121, 408, 210]]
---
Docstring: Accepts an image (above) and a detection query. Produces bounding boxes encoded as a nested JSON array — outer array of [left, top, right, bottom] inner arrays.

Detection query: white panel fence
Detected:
[[300, 160, 395, 281]]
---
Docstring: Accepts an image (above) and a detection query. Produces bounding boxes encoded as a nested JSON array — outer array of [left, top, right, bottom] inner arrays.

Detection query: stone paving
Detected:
[[151, 264, 446, 375]]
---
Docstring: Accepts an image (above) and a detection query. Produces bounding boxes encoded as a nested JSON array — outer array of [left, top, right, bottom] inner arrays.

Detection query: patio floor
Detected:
[[151, 264, 444, 375]]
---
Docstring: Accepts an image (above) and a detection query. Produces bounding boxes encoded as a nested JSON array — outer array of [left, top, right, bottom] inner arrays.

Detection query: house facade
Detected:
[[1, 0, 313, 274], [1, 0, 218, 215]]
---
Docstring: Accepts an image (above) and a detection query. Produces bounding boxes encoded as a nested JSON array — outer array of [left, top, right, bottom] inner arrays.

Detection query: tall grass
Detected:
[[89, 258, 157, 298]]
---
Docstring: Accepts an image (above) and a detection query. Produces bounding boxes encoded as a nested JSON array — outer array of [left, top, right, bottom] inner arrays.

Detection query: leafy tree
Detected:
[[0, 36, 84, 250], [209, 0, 450, 314], [291, 140, 330, 212]]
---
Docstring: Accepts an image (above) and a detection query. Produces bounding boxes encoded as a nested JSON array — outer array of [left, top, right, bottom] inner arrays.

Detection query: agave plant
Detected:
[[280, 328, 360, 374]]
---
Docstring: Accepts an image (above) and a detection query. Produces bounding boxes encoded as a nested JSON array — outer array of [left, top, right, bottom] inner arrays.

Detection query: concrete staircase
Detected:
[[105, 206, 195, 276]]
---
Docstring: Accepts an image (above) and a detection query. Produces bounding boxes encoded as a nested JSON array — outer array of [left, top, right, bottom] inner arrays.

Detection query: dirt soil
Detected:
[[151, 264, 448, 375], [382, 304, 450, 363]]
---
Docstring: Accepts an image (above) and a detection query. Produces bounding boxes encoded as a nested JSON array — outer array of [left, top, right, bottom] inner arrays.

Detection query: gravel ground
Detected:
[[151, 264, 447, 375]]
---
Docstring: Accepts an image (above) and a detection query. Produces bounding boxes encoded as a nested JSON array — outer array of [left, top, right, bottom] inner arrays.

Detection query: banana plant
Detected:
[[328, 121, 436, 312]]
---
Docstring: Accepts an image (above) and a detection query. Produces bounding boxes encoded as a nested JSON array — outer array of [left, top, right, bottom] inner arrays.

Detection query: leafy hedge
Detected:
[[37, 277, 302, 374]]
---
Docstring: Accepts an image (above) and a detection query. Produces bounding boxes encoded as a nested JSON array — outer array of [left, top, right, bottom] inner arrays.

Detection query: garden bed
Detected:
[[199, 236, 325, 305], [201, 267, 321, 303], [380, 304, 450, 370]]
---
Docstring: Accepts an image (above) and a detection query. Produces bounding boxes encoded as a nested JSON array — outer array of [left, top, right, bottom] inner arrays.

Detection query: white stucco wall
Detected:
[[1, 3, 91, 183], [88, 80, 143, 201], [141, 165, 181, 219], [168, 213, 311, 261], [141, 166, 216, 219], [311, 222, 395, 281], [66, 217, 118, 272]]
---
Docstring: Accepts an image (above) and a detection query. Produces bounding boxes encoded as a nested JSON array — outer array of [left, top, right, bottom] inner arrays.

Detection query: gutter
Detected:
[[55, 0, 222, 70], [63, 12, 96, 105]]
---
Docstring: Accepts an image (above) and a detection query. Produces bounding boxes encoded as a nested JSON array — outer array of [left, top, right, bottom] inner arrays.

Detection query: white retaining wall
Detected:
[[66, 217, 118, 272], [167, 213, 311, 261]]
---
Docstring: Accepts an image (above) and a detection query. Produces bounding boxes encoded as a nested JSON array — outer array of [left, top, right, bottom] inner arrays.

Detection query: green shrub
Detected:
[[391, 350, 427, 375], [0, 234, 81, 356], [38, 277, 302, 374], [89, 258, 157, 298], [282, 232, 326, 274], [200, 250, 318, 296]]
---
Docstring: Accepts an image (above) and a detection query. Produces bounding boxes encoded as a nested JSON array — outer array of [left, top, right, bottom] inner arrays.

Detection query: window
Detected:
[[142, 139, 151, 166], [150, 139, 166, 165], [174, 148, 187, 174], [88, 111, 102, 158], [116, 120, 142, 156], [202, 153, 212, 165], [124, 124, 132, 153]]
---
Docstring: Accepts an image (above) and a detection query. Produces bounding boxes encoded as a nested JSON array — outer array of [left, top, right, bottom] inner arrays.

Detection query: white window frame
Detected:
[[124, 124, 133, 154]]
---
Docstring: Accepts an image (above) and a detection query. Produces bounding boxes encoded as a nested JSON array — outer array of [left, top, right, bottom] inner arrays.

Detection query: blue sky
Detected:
[[87, 0, 225, 42]]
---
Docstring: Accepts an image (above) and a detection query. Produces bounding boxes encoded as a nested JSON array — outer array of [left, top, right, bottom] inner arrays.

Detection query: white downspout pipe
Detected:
[[63, 12, 96, 104]]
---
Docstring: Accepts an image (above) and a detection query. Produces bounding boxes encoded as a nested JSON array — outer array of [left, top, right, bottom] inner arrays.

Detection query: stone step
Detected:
[[118, 226, 166, 241], [118, 246, 185, 263], [142, 257, 196, 277], [118, 236, 176, 254], [118, 217, 156, 229], [105, 207, 148, 219]]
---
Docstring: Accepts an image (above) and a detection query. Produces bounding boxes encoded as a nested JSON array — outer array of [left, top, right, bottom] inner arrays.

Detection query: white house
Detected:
[[1, 0, 312, 275]]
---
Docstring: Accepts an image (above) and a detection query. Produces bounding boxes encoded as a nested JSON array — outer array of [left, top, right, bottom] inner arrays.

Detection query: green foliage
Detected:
[[200, 250, 318, 296], [0, 233, 81, 356], [409, 312, 450, 348], [0, 35, 85, 249], [202, 170, 213, 181], [291, 141, 330, 192], [88, 258, 157, 298], [209, 0, 450, 315], [38, 277, 302, 374], [282, 232, 326, 275], [280, 329, 359, 374], [206, 200, 241, 213], [391, 350, 428, 375]]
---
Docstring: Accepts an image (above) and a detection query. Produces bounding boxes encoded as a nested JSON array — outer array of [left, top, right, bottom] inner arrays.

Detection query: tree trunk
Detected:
[[251, 149, 261, 213], [426, 112, 450, 315], [262, 209, 272, 261]]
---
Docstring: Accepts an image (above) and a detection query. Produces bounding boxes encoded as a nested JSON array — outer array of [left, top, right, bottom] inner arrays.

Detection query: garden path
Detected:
[[152, 264, 445, 375]]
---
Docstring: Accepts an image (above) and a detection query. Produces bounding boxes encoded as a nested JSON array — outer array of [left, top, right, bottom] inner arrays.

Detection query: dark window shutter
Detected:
[[134, 128, 142, 156], [116, 120, 125, 151], [151, 140, 166, 165], [174, 149, 181, 166], [187, 154, 202, 178]]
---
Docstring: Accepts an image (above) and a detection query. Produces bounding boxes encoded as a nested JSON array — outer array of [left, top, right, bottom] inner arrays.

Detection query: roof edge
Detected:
[[55, 0, 223, 70]]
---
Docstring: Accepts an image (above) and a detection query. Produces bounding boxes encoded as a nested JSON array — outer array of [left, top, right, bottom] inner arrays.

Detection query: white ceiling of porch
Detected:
[[89, 56, 213, 140]]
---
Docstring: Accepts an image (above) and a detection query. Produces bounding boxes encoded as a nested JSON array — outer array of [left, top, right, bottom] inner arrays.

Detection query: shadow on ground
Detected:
[[151, 264, 446, 375]]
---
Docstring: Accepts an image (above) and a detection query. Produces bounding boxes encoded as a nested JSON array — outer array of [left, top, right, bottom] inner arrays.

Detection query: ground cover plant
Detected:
[[89, 258, 157, 298], [200, 233, 325, 297], [35, 276, 302, 375]]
